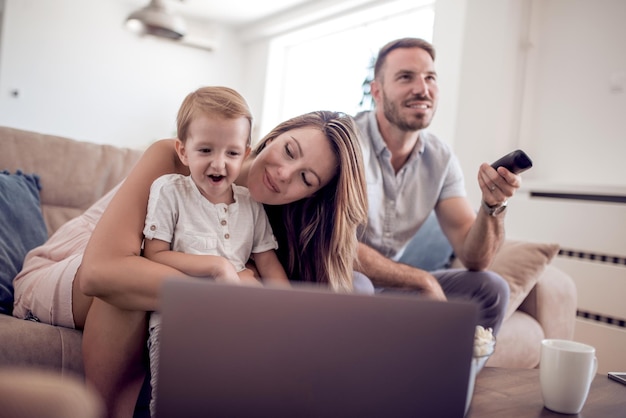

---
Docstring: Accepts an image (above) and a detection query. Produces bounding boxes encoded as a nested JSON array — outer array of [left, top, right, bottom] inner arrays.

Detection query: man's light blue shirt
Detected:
[[353, 110, 466, 261]]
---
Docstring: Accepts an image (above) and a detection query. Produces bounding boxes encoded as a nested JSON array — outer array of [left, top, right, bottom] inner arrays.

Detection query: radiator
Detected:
[[504, 182, 626, 374]]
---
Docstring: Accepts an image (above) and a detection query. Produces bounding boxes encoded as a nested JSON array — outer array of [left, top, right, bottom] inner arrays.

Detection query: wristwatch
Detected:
[[481, 199, 508, 217]]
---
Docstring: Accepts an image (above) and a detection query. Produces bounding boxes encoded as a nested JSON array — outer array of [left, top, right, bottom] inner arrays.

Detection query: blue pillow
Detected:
[[398, 211, 454, 272], [0, 171, 48, 315]]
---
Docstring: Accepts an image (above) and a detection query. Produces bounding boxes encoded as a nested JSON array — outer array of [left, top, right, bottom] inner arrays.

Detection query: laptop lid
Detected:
[[155, 279, 478, 418]]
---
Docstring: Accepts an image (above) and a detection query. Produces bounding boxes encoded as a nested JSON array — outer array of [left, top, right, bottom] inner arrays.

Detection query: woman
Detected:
[[14, 105, 368, 417]]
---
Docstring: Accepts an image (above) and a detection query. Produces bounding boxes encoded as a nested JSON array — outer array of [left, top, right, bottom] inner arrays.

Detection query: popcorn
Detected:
[[473, 325, 495, 357], [466, 326, 496, 415]]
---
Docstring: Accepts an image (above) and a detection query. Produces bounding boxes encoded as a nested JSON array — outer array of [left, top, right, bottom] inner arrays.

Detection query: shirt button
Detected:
[[221, 220, 227, 226], [224, 233, 230, 239], [150, 225, 156, 231]]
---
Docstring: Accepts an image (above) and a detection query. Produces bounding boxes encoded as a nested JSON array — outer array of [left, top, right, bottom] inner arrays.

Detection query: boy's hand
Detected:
[[211, 257, 240, 284], [238, 268, 262, 286]]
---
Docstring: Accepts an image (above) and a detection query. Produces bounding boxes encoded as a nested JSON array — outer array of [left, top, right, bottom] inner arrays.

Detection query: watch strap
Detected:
[[481, 199, 508, 217]]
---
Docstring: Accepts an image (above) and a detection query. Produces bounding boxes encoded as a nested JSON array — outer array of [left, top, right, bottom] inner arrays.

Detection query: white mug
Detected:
[[540, 339, 598, 414]]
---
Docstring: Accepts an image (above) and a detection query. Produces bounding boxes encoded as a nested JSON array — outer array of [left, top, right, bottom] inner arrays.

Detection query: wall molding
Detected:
[[577, 310, 626, 329], [531, 191, 626, 204], [558, 248, 626, 267]]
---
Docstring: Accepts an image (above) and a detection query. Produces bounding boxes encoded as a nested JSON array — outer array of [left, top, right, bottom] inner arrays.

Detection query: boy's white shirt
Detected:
[[143, 173, 278, 272]]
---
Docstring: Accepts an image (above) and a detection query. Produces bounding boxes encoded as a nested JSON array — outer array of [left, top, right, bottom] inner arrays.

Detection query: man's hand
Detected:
[[356, 243, 447, 301], [419, 275, 447, 301], [477, 163, 521, 206]]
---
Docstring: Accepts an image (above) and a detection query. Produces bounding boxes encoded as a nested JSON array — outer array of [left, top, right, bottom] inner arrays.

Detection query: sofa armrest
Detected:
[[518, 264, 577, 340]]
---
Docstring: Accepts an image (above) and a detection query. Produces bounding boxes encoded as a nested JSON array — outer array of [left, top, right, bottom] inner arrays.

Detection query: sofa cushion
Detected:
[[398, 211, 454, 272], [398, 212, 560, 321], [0, 171, 48, 315], [0, 314, 83, 373], [451, 240, 560, 321], [485, 310, 545, 368], [488, 240, 560, 321]]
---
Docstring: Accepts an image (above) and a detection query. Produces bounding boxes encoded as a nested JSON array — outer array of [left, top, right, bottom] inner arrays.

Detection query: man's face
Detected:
[[371, 47, 439, 131]]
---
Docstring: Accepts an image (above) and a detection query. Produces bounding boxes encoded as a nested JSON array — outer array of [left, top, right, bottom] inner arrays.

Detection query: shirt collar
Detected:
[[367, 110, 387, 157]]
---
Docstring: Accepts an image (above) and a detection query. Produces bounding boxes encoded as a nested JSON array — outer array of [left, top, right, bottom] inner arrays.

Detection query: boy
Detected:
[[143, 86, 289, 415]]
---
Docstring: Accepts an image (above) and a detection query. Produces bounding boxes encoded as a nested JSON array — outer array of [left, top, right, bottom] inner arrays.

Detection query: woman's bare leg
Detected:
[[82, 297, 148, 418], [72, 277, 93, 330]]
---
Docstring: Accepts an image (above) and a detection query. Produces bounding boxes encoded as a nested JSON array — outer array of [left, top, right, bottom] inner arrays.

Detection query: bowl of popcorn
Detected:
[[465, 325, 495, 416]]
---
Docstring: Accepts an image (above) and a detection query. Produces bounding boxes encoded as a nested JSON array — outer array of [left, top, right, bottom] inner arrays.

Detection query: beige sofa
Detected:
[[0, 126, 142, 376], [0, 125, 577, 377]]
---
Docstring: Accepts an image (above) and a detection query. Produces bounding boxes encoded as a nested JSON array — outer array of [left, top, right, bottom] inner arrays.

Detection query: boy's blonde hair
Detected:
[[176, 86, 253, 145]]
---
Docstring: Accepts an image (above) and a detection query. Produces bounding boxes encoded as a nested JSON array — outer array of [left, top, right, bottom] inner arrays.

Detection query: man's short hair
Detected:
[[374, 38, 436, 80]]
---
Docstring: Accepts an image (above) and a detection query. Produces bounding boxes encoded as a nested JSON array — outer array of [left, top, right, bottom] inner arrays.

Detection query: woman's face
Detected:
[[247, 127, 339, 205]]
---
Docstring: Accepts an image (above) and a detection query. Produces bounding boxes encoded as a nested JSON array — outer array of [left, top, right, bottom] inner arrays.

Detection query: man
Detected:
[[353, 38, 520, 334]]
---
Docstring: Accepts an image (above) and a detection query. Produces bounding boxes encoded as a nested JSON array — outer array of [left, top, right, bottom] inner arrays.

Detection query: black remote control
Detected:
[[491, 149, 533, 174]]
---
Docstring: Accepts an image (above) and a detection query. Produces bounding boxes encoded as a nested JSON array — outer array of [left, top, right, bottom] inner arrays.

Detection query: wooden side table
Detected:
[[468, 367, 626, 417]]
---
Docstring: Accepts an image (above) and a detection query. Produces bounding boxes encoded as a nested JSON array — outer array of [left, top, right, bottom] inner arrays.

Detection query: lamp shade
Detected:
[[126, 0, 186, 40]]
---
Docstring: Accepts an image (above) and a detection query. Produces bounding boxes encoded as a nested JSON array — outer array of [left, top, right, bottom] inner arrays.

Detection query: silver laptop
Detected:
[[155, 279, 478, 418]]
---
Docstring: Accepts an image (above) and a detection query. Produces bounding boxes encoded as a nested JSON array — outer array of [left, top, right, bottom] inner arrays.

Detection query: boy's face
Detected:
[[176, 114, 250, 204]]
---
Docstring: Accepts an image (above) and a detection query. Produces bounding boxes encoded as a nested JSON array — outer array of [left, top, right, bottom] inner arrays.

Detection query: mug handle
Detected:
[[588, 356, 598, 387]]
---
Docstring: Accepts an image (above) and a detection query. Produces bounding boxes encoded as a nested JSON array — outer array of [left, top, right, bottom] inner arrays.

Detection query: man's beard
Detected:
[[382, 92, 434, 131]]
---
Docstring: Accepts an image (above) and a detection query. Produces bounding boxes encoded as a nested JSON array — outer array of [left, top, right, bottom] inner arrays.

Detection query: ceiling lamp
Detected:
[[125, 0, 187, 40]]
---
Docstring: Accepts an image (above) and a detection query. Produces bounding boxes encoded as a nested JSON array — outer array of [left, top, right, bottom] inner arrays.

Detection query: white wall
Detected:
[[428, 0, 467, 150], [240, 39, 271, 143], [435, 0, 535, 205], [520, 0, 626, 188], [0, 0, 243, 149], [435, 0, 626, 206]]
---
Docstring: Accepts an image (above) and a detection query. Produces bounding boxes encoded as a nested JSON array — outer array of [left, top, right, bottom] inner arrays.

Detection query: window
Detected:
[[261, 0, 435, 134]]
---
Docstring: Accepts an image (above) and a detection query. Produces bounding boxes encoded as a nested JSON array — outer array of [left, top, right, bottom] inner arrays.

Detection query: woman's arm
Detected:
[[253, 250, 290, 287], [78, 139, 191, 312]]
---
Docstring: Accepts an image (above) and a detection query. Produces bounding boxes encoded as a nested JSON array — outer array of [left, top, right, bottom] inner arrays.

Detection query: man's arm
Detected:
[[436, 196, 503, 271], [356, 243, 446, 301], [437, 163, 520, 271]]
